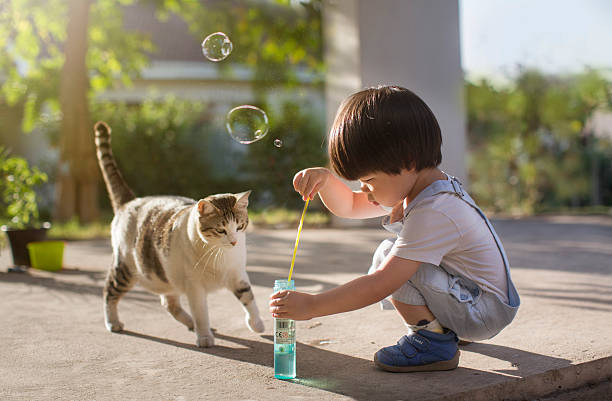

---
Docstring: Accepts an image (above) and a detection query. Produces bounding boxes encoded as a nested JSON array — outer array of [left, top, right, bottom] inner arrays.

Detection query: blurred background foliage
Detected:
[[0, 0, 323, 134], [0, 0, 611, 234], [0, 146, 48, 228], [467, 69, 612, 214], [0, 0, 326, 227], [87, 95, 326, 211]]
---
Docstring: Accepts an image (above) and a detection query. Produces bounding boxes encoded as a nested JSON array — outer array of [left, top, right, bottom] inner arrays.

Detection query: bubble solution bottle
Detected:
[[273, 279, 296, 379]]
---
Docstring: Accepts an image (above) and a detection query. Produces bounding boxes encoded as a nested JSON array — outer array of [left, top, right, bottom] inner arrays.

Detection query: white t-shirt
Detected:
[[389, 192, 509, 303]]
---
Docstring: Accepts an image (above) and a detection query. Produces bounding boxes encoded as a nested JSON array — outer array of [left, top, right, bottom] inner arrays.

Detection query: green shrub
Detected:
[[0, 146, 48, 229], [90, 95, 327, 212], [92, 96, 219, 205], [241, 100, 328, 210], [466, 69, 612, 214]]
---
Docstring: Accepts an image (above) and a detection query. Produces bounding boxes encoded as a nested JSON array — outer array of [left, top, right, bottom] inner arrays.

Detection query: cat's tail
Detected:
[[94, 121, 136, 212]]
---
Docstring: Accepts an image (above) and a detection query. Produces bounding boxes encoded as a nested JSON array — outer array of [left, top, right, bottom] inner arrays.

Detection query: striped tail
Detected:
[[94, 121, 136, 212]]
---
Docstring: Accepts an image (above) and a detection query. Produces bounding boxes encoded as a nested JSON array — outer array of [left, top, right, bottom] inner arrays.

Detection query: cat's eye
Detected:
[[215, 228, 226, 234], [237, 224, 246, 230]]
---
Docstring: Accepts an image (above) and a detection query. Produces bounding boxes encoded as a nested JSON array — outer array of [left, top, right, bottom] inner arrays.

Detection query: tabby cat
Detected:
[[94, 121, 264, 347]]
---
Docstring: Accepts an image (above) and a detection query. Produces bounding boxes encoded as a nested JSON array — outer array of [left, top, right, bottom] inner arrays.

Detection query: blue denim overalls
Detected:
[[372, 174, 520, 340]]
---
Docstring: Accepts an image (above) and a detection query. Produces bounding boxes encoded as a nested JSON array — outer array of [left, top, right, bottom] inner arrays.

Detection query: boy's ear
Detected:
[[197, 199, 217, 215], [235, 190, 251, 209]]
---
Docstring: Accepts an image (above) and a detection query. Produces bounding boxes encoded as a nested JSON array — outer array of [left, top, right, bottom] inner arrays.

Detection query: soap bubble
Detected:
[[274, 139, 283, 148], [226, 105, 269, 144], [201, 32, 233, 62]]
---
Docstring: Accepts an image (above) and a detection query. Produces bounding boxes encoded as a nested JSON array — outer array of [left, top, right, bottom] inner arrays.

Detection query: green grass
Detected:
[[37, 208, 330, 242], [249, 208, 330, 228], [48, 218, 111, 240]]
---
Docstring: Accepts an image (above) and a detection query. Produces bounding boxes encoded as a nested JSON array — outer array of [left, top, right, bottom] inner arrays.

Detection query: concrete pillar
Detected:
[[323, 0, 466, 226]]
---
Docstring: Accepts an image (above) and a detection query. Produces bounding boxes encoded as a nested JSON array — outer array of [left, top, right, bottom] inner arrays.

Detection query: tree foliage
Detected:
[[467, 69, 612, 213], [0, 0, 153, 133], [1, 0, 324, 221], [154, 0, 324, 94]]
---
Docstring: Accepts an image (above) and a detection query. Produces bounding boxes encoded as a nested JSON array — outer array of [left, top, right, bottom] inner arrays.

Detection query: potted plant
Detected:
[[0, 146, 50, 268]]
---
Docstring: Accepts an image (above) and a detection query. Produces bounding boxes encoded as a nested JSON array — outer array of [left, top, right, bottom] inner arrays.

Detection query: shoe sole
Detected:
[[374, 350, 460, 373]]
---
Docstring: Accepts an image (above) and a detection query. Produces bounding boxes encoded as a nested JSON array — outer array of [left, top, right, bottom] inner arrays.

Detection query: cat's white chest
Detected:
[[169, 236, 246, 289]]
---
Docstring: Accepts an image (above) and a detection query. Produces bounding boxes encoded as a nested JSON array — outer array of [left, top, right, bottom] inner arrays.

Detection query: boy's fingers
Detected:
[[269, 298, 285, 307], [295, 173, 311, 199], [308, 182, 322, 200], [270, 290, 289, 300], [292, 172, 304, 191], [301, 174, 313, 198]]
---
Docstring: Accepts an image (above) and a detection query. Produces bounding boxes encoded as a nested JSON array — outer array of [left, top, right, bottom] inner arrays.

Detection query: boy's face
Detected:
[[358, 169, 416, 208]]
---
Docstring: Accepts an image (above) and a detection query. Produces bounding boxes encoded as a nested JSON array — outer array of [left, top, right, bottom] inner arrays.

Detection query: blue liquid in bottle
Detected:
[[274, 279, 296, 379]]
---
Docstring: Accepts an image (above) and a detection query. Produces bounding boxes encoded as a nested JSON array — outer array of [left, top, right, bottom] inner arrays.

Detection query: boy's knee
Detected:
[[410, 263, 449, 292], [390, 280, 427, 306]]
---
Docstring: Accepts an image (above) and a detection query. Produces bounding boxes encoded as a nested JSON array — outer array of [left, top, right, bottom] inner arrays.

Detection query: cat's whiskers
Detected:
[[210, 247, 223, 280], [200, 247, 218, 280], [193, 244, 217, 272], [194, 243, 227, 281], [191, 247, 210, 271]]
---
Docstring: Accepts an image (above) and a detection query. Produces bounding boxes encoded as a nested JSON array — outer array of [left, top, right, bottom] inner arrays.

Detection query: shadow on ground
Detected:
[[119, 330, 571, 401], [246, 230, 384, 278], [0, 269, 156, 303]]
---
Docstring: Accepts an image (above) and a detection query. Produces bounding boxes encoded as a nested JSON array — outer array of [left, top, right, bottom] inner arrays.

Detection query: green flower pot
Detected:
[[27, 241, 65, 272]]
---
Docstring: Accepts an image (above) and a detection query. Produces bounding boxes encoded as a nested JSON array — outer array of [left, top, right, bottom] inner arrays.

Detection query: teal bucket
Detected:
[[27, 241, 65, 272]]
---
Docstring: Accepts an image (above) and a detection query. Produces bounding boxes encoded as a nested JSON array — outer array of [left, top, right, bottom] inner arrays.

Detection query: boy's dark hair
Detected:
[[328, 85, 442, 180]]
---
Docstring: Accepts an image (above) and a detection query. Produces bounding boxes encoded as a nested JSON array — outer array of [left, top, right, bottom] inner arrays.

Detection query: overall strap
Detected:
[[403, 174, 520, 307]]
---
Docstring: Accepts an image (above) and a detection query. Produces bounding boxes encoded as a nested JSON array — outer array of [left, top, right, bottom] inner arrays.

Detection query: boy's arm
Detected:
[[293, 167, 386, 219], [269, 255, 421, 320]]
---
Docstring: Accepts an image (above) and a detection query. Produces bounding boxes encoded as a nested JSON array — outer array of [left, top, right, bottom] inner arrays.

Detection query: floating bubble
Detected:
[[201, 32, 233, 62], [274, 138, 283, 148], [226, 105, 269, 144]]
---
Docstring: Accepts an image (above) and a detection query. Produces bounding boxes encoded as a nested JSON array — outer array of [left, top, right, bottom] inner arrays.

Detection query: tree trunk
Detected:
[[54, 0, 99, 223]]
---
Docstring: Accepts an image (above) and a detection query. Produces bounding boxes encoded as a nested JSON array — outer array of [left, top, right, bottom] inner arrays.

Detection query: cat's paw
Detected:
[[246, 315, 265, 333], [196, 331, 215, 348], [105, 320, 124, 333]]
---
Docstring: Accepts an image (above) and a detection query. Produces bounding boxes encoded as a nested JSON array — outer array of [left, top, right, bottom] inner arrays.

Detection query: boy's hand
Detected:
[[269, 290, 315, 321], [293, 168, 331, 201]]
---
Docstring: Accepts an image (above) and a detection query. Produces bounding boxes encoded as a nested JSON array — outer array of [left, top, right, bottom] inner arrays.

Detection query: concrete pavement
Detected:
[[0, 216, 611, 400]]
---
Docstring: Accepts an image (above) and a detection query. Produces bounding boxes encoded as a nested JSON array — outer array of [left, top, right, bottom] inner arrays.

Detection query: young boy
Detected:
[[269, 85, 520, 373]]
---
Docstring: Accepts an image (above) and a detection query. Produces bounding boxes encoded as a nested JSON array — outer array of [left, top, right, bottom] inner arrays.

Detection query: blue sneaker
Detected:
[[374, 329, 460, 372]]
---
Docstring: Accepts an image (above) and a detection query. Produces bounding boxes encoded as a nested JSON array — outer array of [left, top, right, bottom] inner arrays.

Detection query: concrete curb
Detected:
[[435, 356, 612, 401]]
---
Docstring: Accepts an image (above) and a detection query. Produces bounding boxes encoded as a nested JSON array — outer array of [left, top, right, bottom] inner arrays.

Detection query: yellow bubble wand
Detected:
[[287, 199, 309, 282]]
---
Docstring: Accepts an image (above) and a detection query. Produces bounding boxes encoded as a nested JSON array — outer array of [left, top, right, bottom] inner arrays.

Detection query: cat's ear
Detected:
[[197, 199, 217, 215], [235, 190, 251, 209]]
